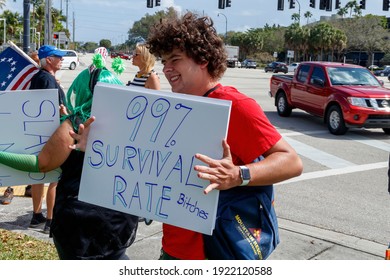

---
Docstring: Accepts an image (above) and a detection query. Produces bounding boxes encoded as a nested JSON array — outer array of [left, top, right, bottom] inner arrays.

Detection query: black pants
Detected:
[[53, 236, 129, 260]]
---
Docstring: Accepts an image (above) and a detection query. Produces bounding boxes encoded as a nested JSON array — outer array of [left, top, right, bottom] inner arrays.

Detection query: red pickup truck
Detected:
[[269, 61, 390, 135]]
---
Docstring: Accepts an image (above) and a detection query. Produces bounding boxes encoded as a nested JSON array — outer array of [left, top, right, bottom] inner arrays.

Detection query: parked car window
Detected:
[[64, 51, 76, 57], [296, 64, 310, 82], [310, 67, 326, 86]]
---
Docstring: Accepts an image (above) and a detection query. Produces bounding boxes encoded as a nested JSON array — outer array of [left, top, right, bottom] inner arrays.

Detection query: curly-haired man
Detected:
[[147, 12, 303, 260]]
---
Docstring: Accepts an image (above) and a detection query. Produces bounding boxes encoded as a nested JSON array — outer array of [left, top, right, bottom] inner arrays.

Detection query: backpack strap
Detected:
[[89, 68, 102, 94]]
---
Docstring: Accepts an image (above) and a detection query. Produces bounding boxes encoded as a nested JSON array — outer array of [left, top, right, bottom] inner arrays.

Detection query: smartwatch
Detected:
[[239, 165, 251, 186]]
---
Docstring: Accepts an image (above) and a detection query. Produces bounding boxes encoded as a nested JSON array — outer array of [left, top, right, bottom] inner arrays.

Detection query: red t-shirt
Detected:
[[162, 85, 281, 260]]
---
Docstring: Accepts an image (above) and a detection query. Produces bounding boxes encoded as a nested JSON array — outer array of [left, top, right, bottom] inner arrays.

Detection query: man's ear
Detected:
[[200, 61, 209, 69]]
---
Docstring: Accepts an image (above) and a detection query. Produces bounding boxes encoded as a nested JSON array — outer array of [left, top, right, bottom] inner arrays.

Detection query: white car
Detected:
[[60, 50, 79, 70], [287, 62, 300, 72], [368, 65, 379, 71]]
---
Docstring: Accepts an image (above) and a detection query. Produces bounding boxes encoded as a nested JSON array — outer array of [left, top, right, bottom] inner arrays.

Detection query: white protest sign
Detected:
[[78, 83, 231, 235], [0, 89, 61, 186]]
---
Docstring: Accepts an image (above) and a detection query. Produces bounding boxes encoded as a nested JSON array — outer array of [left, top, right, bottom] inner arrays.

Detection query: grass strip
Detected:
[[0, 229, 58, 260]]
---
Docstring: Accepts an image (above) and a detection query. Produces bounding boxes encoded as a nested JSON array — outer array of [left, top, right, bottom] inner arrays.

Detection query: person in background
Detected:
[[127, 43, 160, 90], [23, 51, 42, 199], [0, 52, 138, 260], [146, 12, 303, 260], [29, 51, 40, 65], [126, 43, 160, 227], [28, 45, 66, 233]]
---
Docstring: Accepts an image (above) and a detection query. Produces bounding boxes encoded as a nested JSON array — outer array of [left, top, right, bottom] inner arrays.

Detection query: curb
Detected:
[[278, 218, 385, 258]]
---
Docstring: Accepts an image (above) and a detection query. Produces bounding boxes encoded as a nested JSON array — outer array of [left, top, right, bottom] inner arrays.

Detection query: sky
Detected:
[[4, 0, 390, 44]]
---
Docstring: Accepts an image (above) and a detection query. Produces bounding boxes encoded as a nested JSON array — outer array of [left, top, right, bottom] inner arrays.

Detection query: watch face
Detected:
[[241, 167, 251, 180], [239, 166, 250, 186]]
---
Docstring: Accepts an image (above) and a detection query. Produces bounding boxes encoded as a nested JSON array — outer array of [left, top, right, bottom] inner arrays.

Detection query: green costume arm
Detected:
[[0, 152, 40, 172]]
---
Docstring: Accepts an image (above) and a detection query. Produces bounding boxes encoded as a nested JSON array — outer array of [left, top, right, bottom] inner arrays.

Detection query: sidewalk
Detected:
[[0, 195, 386, 260]]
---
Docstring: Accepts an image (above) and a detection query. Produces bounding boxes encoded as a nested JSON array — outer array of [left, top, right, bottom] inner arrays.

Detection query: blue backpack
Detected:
[[203, 184, 279, 260]]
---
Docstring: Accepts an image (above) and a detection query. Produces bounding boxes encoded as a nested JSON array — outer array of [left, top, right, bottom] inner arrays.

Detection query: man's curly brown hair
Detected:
[[147, 12, 227, 81]]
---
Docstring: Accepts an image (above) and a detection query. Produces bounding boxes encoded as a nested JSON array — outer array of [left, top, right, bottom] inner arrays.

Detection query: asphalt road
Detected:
[[57, 53, 390, 247]]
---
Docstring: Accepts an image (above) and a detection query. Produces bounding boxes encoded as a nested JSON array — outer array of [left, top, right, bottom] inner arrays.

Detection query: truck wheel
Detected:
[[276, 92, 292, 117], [383, 128, 390, 135], [326, 105, 348, 135]]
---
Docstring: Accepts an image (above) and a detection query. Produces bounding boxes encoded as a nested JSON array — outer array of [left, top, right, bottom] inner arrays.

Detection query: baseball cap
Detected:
[[38, 45, 67, 59]]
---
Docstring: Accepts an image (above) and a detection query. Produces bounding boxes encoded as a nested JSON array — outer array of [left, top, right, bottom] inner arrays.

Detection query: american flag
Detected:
[[0, 43, 39, 91]]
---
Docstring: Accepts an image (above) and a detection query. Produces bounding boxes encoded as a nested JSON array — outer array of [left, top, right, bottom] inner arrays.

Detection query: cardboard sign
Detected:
[[0, 89, 61, 186], [78, 83, 231, 235]]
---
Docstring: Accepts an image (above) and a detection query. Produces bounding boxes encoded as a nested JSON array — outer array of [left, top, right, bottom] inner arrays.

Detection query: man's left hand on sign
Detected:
[[69, 116, 95, 152], [194, 139, 242, 194]]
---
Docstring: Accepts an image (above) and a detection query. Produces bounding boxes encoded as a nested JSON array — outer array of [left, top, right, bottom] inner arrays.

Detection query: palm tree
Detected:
[[2, 10, 22, 42], [0, 0, 6, 10], [285, 23, 311, 61], [31, 0, 44, 28], [285, 23, 301, 59], [291, 13, 300, 24], [310, 22, 335, 61], [337, 7, 348, 18], [331, 29, 347, 62], [51, 7, 67, 34], [304, 11, 312, 25], [345, 0, 362, 17], [296, 26, 311, 61]]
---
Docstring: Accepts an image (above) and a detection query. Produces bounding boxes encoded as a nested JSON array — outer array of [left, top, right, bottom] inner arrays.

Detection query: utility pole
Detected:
[[23, 0, 30, 53], [36, 31, 40, 49], [217, 13, 228, 41], [66, 0, 69, 30], [44, 0, 52, 45], [73, 12, 75, 43], [297, 0, 301, 26]]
